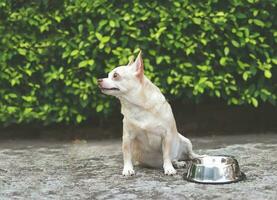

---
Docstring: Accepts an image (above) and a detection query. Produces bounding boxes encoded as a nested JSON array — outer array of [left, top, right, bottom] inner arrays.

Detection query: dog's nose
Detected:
[[97, 79, 103, 84]]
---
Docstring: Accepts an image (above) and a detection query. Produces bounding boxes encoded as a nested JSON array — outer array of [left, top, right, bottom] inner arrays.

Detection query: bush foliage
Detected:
[[0, 0, 276, 125]]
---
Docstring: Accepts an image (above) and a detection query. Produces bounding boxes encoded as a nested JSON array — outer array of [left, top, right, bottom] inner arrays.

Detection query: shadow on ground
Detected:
[[0, 134, 277, 200]]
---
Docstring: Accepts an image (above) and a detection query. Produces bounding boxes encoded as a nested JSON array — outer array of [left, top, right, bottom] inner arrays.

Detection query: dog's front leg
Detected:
[[122, 133, 135, 176], [162, 135, 177, 175]]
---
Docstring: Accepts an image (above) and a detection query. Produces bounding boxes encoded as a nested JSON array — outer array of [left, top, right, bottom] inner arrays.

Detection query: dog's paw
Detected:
[[122, 167, 135, 176], [172, 161, 187, 169], [164, 165, 177, 175]]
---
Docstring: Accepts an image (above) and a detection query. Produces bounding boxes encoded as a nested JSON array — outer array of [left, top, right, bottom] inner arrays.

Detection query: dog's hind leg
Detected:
[[178, 133, 201, 160]]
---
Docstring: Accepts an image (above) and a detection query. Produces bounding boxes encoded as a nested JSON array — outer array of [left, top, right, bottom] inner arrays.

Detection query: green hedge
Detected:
[[0, 0, 276, 125]]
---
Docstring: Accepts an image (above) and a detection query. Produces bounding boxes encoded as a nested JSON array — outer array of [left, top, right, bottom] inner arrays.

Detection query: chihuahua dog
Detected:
[[98, 51, 198, 176]]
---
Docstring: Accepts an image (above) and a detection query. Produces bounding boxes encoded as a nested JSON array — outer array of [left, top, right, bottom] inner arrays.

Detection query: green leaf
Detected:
[[231, 40, 240, 47], [87, 59, 94, 66], [251, 97, 258, 107], [24, 108, 33, 114], [264, 70, 272, 78], [272, 58, 277, 65], [224, 47, 229, 55], [96, 104, 104, 112], [25, 69, 32, 76], [76, 114, 82, 123], [206, 81, 214, 89], [109, 20, 116, 27], [71, 50, 79, 56], [78, 60, 87, 68], [95, 32, 103, 40], [215, 90, 221, 97], [243, 72, 249, 81], [18, 48, 26, 56], [101, 36, 110, 43], [99, 43, 105, 49], [9, 93, 17, 98], [236, 13, 247, 19], [156, 56, 163, 64], [231, 98, 239, 105], [22, 96, 33, 102], [253, 19, 265, 27], [192, 17, 201, 25], [199, 77, 208, 84], [11, 79, 17, 86], [167, 77, 173, 84], [220, 57, 227, 66]]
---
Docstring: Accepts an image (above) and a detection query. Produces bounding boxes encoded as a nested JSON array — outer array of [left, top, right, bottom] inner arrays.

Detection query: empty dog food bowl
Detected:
[[183, 155, 246, 184]]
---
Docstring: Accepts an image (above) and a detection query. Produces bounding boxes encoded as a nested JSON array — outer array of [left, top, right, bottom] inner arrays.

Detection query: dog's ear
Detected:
[[133, 50, 144, 82], [127, 56, 134, 66]]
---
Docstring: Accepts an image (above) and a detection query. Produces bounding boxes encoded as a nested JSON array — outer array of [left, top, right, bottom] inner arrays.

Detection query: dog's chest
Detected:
[[128, 118, 163, 152], [126, 112, 165, 130], [125, 110, 167, 138]]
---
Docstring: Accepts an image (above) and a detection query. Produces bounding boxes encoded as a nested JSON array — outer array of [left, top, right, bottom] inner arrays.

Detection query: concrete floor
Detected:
[[0, 133, 277, 200]]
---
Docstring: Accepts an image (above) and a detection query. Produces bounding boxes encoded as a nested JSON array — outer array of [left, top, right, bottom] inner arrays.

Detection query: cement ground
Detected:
[[0, 133, 277, 200]]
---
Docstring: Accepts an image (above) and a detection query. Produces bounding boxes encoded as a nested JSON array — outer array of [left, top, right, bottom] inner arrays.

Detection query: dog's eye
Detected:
[[113, 72, 119, 79]]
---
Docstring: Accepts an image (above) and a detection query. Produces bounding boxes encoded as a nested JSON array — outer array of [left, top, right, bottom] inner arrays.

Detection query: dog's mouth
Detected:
[[100, 87, 120, 91]]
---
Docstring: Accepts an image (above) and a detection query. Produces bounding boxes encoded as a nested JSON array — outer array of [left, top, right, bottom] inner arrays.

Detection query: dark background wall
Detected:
[[1, 101, 276, 140]]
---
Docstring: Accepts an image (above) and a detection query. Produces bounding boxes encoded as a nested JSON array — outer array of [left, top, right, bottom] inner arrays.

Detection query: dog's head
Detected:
[[98, 51, 144, 97]]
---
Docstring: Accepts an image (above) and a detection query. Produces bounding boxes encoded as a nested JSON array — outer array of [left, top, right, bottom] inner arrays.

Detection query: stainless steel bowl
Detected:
[[184, 155, 246, 184]]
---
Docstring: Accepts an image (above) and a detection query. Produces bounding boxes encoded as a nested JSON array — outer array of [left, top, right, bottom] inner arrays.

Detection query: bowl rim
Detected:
[[191, 154, 237, 160], [189, 155, 238, 167], [183, 171, 246, 184]]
